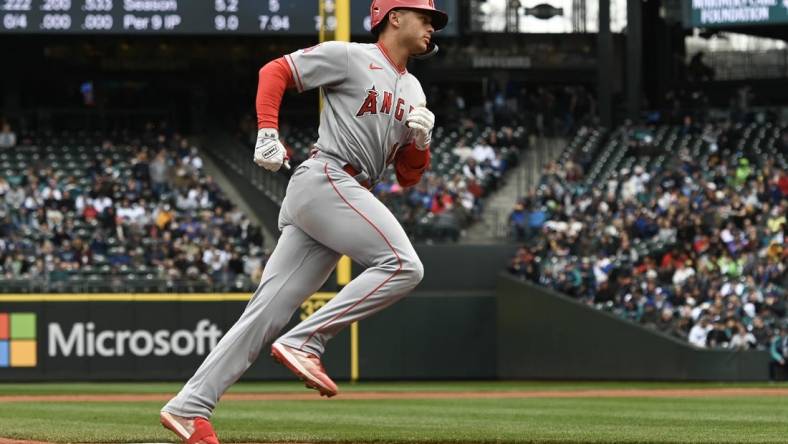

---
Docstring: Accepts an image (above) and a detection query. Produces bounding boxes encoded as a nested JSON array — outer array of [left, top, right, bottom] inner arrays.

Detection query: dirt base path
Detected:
[[0, 440, 50, 444], [0, 441, 315, 444], [1, 387, 787, 403], [0, 441, 316, 444]]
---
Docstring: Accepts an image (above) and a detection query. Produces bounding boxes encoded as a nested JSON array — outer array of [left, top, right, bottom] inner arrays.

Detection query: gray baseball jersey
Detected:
[[284, 41, 427, 183], [162, 40, 429, 420]]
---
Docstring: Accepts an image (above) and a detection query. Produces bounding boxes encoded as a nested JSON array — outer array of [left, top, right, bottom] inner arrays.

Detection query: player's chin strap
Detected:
[[410, 42, 439, 60]]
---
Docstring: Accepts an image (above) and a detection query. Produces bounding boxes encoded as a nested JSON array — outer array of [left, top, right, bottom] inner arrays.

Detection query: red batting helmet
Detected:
[[370, 0, 449, 32]]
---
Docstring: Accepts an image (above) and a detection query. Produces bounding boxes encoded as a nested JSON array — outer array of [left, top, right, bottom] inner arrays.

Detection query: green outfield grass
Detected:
[[0, 382, 787, 443]]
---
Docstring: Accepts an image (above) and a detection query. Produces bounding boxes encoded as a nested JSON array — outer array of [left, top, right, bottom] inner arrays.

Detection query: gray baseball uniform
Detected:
[[163, 41, 428, 419], [287, 41, 427, 183]]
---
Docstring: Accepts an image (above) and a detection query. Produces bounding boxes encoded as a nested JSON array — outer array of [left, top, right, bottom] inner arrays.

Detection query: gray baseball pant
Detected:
[[162, 152, 423, 418]]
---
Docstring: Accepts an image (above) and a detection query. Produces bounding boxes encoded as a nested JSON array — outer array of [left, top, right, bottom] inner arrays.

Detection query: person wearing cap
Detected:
[[160, 1, 450, 443]]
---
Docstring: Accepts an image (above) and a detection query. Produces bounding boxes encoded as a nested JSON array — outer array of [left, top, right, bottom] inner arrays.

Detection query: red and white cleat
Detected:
[[160, 411, 220, 444], [271, 342, 338, 397]]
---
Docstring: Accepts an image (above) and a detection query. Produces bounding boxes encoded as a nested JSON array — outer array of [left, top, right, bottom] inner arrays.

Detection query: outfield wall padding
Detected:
[[311, 244, 517, 293], [1, 270, 770, 381], [413, 244, 518, 291], [496, 274, 770, 381], [0, 292, 496, 381]]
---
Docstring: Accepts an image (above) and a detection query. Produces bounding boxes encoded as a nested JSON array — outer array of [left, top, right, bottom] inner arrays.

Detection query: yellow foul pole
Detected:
[[318, 0, 357, 383], [335, 0, 351, 42]]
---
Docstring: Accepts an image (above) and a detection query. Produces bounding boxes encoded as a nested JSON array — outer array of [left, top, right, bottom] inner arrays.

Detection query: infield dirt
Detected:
[[0, 386, 787, 403]]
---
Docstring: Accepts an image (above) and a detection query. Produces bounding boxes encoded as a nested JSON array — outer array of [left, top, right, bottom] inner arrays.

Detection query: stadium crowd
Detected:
[[507, 121, 788, 375], [372, 123, 525, 242], [237, 113, 530, 242], [379, 81, 595, 241], [0, 124, 268, 291]]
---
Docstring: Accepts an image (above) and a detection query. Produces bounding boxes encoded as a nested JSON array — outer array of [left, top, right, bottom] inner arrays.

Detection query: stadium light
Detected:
[[524, 3, 565, 20]]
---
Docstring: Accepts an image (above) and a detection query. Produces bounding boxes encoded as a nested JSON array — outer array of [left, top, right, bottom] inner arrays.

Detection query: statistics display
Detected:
[[0, 0, 458, 35], [683, 0, 788, 28]]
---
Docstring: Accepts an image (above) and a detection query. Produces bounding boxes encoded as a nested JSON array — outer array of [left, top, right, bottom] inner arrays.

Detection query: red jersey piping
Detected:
[[375, 42, 407, 75]]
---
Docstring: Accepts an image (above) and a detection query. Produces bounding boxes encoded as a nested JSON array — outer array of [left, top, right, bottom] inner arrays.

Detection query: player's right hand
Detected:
[[254, 128, 288, 172]]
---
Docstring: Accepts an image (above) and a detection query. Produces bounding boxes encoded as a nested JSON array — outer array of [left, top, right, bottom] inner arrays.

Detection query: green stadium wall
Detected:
[[0, 246, 770, 381], [497, 274, 770, 381]]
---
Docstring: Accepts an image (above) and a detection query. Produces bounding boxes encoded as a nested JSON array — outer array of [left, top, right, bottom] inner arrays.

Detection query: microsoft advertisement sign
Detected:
[[683, 0, 788, 28], [0, 300, 314, 380], [48, 320, 222, 358]]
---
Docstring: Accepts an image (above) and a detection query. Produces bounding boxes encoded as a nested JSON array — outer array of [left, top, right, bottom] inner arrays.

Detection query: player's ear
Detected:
[[388, 9, 402, 29]]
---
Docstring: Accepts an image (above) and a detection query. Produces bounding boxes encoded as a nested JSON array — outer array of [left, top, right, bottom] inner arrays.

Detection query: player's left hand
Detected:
[[406, 105, 434, 151]]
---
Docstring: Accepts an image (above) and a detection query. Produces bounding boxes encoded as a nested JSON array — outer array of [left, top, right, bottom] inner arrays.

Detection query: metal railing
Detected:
[[203, 132, 289, 205], [475, 137, 569, 242]]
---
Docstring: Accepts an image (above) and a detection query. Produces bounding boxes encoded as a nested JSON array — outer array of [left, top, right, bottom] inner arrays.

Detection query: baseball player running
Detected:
[[160, 1, 447, 443]]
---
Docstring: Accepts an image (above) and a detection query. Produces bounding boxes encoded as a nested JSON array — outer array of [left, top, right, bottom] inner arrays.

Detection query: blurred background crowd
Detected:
[[0, 124, 268, 292], [507, 115, 787, 373]]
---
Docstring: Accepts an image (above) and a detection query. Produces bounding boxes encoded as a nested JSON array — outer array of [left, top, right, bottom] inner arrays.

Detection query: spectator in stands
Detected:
[[430, 186, 455, 215], [509, 200, 528, 241], [734, 158, 752, 187], [769, 325, 787, 381], [750, 316, 771, 348], [509, 246, 538, 282], [203, 245, 230, 274], [462, 157, 485, 182], [0, 176, 9, 201], [183, 147, 203, 172], [472, 137, 496, 164], [729, 322, 756, 350], [0, 123, 16, 148], [149, 150, 170, 198], [452, 137, 473, 161], [449, 179, 476, 218], [654, 307, 675, 332], [528, 204, 547, 234], [689, 316, 712, 348], [707, 318, 732, 348]]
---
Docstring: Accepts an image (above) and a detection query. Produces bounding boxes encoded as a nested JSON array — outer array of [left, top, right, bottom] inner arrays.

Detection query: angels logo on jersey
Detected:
[[355, 85, 413, 122]]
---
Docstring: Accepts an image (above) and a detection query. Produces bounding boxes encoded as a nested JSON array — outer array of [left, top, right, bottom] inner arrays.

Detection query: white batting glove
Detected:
[[253, 128, 289, 172], [406, 105, 434, 151]]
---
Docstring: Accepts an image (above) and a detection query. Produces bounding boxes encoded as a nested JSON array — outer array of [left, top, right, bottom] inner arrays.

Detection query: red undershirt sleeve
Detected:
[[256, 57, 296, 130], [395, 142, 431, 188]]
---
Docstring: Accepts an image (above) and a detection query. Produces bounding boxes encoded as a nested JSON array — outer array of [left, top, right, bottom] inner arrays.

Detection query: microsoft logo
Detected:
[[0, 313, 37, 367]]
